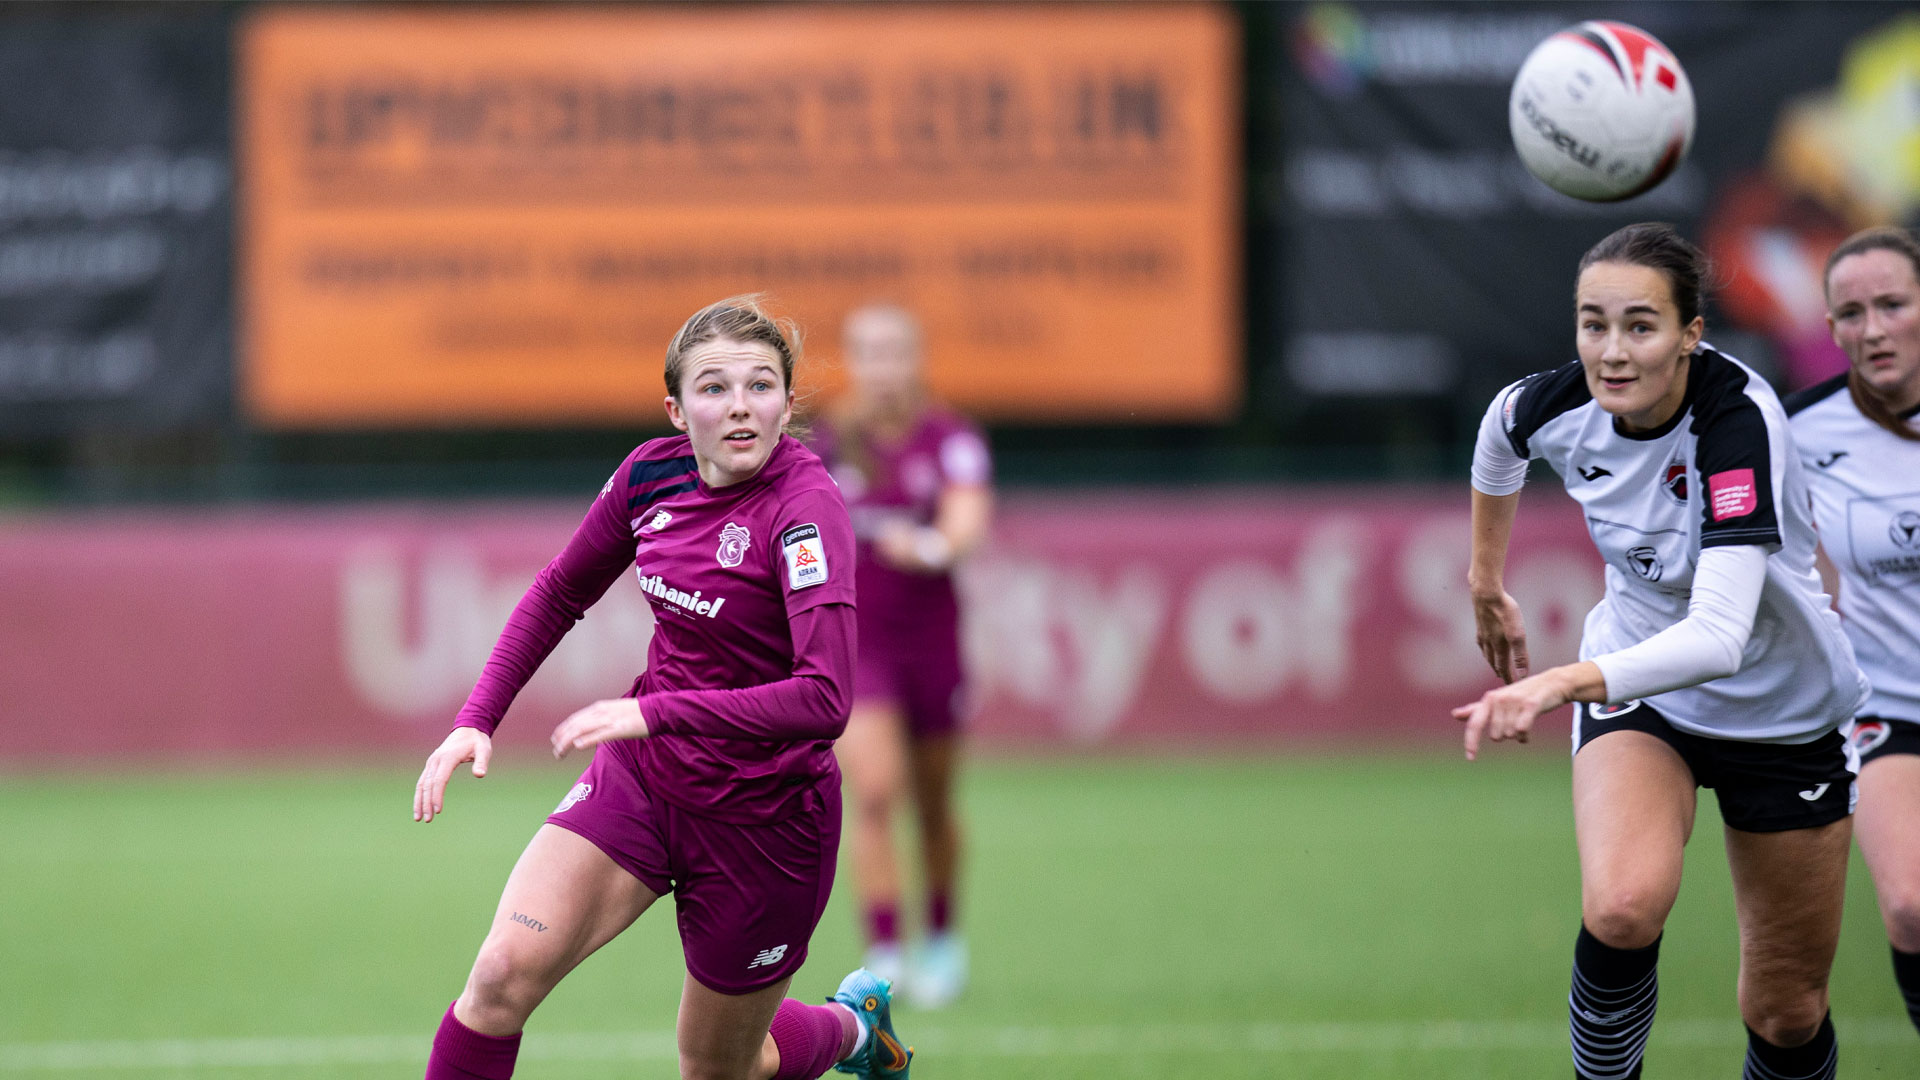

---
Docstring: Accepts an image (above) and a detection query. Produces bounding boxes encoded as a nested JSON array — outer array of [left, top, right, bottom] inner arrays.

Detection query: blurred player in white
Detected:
[[811, 305, 991, 1006], [1786, 226, 1920, 1040], [1459, 223, 1866, 1080]]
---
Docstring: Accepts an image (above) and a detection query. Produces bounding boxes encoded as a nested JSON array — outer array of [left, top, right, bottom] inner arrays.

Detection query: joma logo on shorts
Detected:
[[748, 945, 788, 969]]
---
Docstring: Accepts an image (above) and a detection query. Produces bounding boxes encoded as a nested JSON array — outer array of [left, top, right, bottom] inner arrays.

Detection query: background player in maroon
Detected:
[[412, 297, 911, 1080], [811, 304, 992, 1005]]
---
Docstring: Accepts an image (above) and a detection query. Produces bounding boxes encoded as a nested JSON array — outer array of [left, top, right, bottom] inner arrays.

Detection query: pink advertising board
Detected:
[[0, 489, 1603, 759]]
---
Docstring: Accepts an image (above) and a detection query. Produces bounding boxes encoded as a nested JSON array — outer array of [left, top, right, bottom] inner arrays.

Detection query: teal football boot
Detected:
[[830, 967, 912, 1078]]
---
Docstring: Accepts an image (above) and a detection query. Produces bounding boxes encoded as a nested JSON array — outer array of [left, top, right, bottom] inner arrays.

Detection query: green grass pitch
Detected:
[[1, 751, 1912, 1077]]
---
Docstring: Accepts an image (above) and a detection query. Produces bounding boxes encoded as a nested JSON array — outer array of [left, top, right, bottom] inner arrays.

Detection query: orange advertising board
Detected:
[[240, 4, 1238, 427]]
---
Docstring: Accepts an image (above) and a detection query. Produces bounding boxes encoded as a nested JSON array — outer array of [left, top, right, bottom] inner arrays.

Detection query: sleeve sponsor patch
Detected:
[[1708, 468, 1758, 521], [780, 522, 828, 590]]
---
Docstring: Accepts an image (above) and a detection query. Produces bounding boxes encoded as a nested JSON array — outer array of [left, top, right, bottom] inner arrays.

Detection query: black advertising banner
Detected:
[[1257, 1, 1913, 431], [0, 7, 231, 435]]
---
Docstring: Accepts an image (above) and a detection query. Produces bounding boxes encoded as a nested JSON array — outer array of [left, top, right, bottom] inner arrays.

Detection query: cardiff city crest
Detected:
[[716, 522, 752, 568]]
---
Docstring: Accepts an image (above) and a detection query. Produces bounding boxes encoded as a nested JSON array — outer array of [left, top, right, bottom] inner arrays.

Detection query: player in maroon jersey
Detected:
[[811, 305, 992, 1007], [413, 297, 911, 1080]]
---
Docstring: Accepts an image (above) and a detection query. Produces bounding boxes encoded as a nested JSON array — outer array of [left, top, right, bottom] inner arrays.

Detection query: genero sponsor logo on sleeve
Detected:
[[781, 523, 828, 590], [238, 6, 1237, 427], [1708, 468, 1758, 521]]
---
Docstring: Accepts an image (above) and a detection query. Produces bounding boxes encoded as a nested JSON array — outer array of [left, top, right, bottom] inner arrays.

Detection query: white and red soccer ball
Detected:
[[1509, 20, 1696, 202]]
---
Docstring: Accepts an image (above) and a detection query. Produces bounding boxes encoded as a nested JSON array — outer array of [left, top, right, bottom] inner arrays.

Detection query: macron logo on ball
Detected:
[[1708, 468, 1758, 521]]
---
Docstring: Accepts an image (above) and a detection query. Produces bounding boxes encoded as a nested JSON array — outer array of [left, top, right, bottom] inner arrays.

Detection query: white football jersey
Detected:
[[1473, 346, 1866, 742], [1786, 375, 1920, 726]]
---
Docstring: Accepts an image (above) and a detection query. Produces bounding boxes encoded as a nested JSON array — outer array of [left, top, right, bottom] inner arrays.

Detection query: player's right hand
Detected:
[[414, 726, 493, 823], [1471, 590, 1531, 684]]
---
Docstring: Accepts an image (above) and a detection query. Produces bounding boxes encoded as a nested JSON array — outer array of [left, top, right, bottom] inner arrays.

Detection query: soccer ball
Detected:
[[1508, 21, 1695, 202]]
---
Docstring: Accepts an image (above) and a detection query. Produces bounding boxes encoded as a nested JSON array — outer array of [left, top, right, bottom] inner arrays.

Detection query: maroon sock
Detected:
[[425, 1000, 521, 1080], [866, 902, 899, 947], [927, 892, 953, 935], [768, 998, 859, 1079]]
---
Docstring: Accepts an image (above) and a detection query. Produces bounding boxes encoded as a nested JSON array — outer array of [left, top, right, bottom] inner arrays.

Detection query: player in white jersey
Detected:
[[1459, 223, 1867, 1080], [1785, 225, 1920, 1039]]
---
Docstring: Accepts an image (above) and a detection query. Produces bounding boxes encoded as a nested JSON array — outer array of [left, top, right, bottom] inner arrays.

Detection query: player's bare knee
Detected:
[[1583, 890, 1667, 948], [465, 936, 552, 1020], [1745, 994, 1829, 1049], [852, 785, 899, 823], [1868, 876, 1920, 951]]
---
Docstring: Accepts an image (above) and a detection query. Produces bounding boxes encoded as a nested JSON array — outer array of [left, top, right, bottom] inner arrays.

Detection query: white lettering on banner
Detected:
[[1397, 513, 1603, 692], [959, 562, 1167, 742], [340, 544, 655, 717], [1181, 522, 1365, 703]]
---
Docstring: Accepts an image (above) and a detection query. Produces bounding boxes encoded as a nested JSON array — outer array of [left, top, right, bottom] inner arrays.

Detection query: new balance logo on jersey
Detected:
[[1578, 465, 1613, 481], [1816, 450, 1849, 469], [747, 945, 788, 969], [1798, 783, 1830, 802]]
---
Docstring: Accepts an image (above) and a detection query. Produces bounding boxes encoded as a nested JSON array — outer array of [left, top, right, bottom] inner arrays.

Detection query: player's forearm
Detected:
[[932, 485, 992, 561], [1468, 489, 1521, 598], [641, 604, 855, 741], [1589, 545, 1767, 702], [453, 515, 634, 734]]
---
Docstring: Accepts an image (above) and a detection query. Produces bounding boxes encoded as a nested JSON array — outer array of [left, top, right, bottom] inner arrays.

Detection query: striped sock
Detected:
[[1894, 947, 1920, 1035], [1569, 926, 1659, 1080], [1742, 1013, 1836, 1080]]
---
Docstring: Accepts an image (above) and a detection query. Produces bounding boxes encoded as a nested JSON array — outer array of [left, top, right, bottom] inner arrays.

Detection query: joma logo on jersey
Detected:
[[635, 571, 729, 618], [747, 944, 788, 969]]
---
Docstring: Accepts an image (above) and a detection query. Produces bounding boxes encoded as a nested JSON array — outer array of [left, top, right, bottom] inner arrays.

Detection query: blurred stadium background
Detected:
[[1, 2, 1916, 1077]]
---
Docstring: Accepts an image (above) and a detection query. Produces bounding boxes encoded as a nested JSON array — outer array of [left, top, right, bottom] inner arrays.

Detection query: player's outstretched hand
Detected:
[[1451, 668, 1571, 761], [550, 698, 649, 760], [415, 726, 493, 823], [1470, 589, 1531, 684]]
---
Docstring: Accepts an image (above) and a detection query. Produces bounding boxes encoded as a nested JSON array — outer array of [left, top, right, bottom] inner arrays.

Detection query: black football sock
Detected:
[[1894, 946, 1920, 1036], [1741, 1011, 1836, 1080], [1569, 925, 1659, 1080]]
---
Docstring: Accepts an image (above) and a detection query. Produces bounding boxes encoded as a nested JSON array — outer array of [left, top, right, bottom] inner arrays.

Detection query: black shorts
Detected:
[[1574, 700, 1858, 833], [1851, 716, 1920, 766]]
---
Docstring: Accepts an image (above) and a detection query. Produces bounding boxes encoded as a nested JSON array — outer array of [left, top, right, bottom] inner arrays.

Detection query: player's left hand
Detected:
[[874, 520, 924, 571], [1451, 668, 1572, 761], [550, 698, 649, 759]]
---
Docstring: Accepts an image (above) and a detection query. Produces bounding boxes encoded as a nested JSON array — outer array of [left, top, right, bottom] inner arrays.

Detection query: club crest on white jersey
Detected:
[[781, 523, 829, 589], [716, 522, 751, 568]]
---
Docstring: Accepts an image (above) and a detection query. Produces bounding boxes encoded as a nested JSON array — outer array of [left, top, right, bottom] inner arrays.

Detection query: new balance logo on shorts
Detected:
[[554, 782, 591, 814], [747, 944, 788, 969]]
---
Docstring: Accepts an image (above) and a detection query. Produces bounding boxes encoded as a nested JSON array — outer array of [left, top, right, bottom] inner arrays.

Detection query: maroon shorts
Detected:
[[544, 739, 841, 995], [854, 629, 966, 739]]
